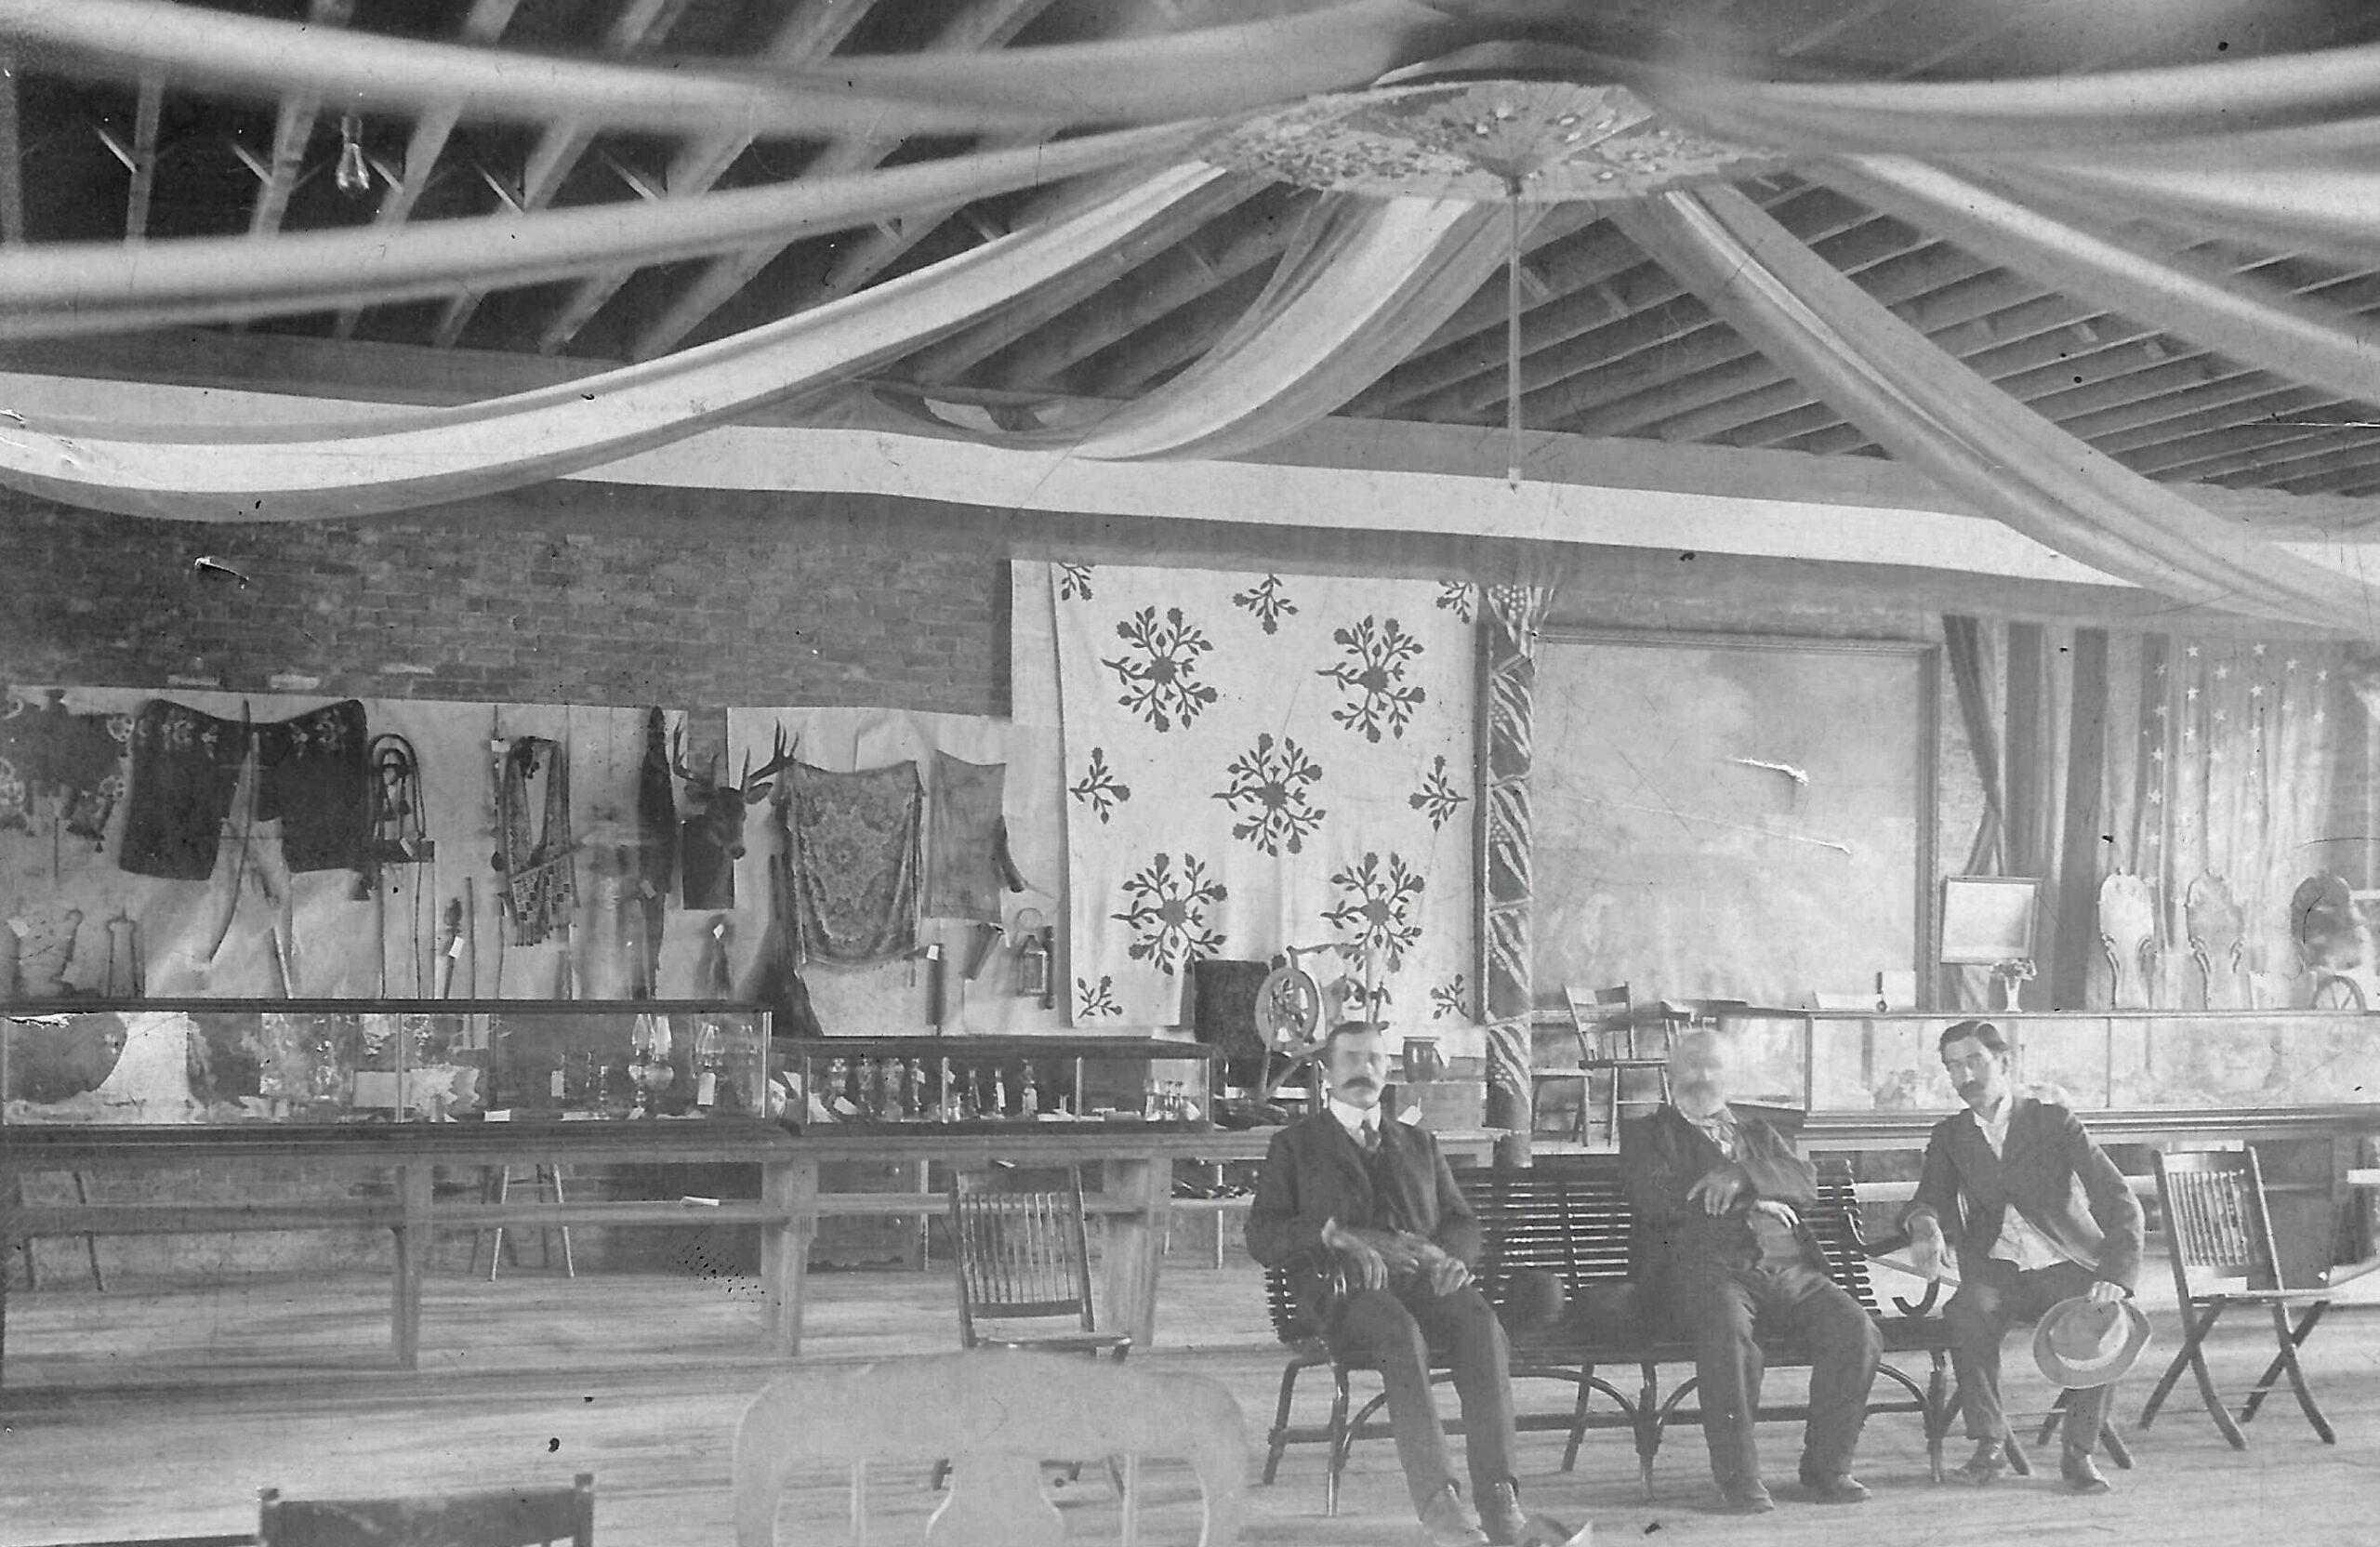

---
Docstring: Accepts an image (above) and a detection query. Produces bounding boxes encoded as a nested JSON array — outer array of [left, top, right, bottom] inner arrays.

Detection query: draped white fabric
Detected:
[[1611, 186, 2380, 633], [0, 165, 1230, 521], [0, 126, 1209, 339]]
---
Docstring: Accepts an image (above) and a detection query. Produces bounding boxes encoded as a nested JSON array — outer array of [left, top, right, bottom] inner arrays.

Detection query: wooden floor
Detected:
[[4, 1245, 2376, 1547]]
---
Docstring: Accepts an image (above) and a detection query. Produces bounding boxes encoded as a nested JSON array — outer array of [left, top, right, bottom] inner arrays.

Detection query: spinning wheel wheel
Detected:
[[1254, 959, 1325, 1056]]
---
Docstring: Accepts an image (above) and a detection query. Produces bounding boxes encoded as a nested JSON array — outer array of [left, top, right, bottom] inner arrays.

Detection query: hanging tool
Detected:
[[463, 878, 478, 998], [103, 909, 142, 999], [436, 898, 463, 999]]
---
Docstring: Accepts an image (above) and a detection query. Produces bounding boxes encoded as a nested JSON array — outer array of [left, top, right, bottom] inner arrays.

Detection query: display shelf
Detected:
[[775, 1034, 1221, 1133]]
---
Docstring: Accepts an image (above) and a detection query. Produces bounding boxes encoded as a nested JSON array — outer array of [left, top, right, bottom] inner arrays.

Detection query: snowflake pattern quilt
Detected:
[[1051, 562, 1477, 1028]]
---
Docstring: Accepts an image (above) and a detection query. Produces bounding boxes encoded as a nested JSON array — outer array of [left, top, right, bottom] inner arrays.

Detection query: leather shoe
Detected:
[[1712, 1480, 1775, 1514], [1797, 1461, 1871, 1505], [1419, 1482, 1490, 1547], [1947, 1441, 2007, 1488], [1476, 1480, 1528, 1546], [2061, 1454, 2111, 1496]]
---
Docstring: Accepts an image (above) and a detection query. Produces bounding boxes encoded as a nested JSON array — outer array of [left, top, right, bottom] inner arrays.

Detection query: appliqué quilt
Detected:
[[1052, 562, 1475, 1027]]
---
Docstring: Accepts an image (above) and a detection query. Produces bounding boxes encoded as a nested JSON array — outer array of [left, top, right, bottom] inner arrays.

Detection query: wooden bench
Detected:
[[1259, 1157, 1959, 1506]]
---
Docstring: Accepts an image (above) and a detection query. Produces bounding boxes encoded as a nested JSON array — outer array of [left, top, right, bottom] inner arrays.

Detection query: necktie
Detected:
[[1359, 1119, 1380, 1153]]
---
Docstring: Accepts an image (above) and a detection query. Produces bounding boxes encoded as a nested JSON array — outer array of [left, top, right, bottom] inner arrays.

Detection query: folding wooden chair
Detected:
[[2141, 1147, 2335, 1448], [942, 1167, 1131, 1493], [258, 1474, 592, 1547]]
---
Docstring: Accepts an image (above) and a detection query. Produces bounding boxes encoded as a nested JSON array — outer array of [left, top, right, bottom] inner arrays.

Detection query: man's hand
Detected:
[[1748, 1199, 1799, 1233], [2086, 1278, 2126, 1303], [1905, 1215, 1950, 1281], [1321, 1217, 1389, 1293], [1417, 1241, 1474, 1297], [1686, 1164, 1751, 1215]]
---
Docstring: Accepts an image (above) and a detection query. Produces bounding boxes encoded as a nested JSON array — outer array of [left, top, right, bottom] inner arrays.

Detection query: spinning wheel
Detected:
[[1252, 945, 1339, 1099], [2293, 874, 2376, 1010]]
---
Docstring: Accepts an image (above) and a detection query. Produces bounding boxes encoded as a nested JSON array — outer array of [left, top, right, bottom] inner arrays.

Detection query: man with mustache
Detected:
[[1247, 1020, 1527, 1546], [1622, 1027, 1883, 1514], [1904, 1019, 2143, 1494]]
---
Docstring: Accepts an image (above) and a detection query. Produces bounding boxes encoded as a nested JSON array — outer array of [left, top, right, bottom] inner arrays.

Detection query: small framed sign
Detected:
[[1939, 876, 2042, 965]]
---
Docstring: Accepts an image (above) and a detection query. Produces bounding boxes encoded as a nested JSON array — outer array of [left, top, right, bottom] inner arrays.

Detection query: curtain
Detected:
[[2096, 637, 2347, 1010], [1940, 616, 2003, 1012], [1050, 562, 1475, 1027]]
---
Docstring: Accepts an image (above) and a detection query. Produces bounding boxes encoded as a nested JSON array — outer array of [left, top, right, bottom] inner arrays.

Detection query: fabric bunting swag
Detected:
[[1610, 186, 2380, 636], [0, 164, 1230, 521]]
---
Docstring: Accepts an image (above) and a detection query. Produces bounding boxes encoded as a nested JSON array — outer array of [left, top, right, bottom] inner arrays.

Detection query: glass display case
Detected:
[[775, 1035, 1223, 1133], [0, 999, 771, 1125]]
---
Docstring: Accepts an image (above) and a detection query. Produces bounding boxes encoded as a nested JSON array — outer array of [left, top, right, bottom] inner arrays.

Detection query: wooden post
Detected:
[[390, 1162, 432, 1368], [760, 1155, 818, 1357], [1100, 1155, 1170, 1348], [1476, 586, 1550, 1169]]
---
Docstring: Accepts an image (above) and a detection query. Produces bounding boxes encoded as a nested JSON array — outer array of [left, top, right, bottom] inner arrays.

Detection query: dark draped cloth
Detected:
[[925, 751, 1009, 924], [496, 735, 576, 946], [119, 699, 370, 879], [789, 760, 921, 966], [0, 689, 130, 845]]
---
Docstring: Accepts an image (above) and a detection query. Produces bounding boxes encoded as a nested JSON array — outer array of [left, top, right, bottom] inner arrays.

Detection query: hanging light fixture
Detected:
[[334, 113, 372, 198]]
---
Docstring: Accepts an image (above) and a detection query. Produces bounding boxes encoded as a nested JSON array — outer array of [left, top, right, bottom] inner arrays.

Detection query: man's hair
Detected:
[[1939, 1019, 2010, 1057], [1668, 1025, 1726, 1063], [1324, 1019, 1387, 1054]]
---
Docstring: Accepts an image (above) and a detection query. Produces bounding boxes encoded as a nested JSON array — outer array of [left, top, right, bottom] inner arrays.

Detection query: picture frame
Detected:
[[1939, 875, 2042, 965]]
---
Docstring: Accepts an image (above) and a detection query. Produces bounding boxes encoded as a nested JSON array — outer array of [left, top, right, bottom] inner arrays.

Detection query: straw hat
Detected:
[[2032, 1295, 2152, 1389]]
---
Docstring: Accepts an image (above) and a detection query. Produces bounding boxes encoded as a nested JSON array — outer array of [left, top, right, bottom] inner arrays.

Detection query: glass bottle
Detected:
[[1019, 1063, 1039, 1118], [991, 1067, 1009, 1120], [693, 1021, 723, 1109]]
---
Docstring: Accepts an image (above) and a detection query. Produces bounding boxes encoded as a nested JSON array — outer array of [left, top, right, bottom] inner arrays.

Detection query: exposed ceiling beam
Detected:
[[628, 0, 1058, 361], [803, 130, 1049, 305], [428, 0, 688, 350], [534, 0, 892, 355], [331, 0, 525, 340], [247, 0, 354, 238], [1064, 262, 1276, 398], [124, 73, 163, 240]]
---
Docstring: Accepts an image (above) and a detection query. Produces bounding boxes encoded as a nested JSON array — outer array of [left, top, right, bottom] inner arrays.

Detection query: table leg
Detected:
[[390, 1163, 431, 1369], [761, 1157, 819, 1357], [1100, 1156, 1170, 1348]]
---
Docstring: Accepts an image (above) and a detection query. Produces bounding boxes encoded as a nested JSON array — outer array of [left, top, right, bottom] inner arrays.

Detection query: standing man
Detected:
[[1621, 1028, 1883, 1514], [1247, 1021, 1528, 1547], [1903, 1019, 2144, 1494]]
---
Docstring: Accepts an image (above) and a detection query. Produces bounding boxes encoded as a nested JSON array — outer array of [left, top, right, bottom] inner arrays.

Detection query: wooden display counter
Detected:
[[0, 1120, 1494, 1386]]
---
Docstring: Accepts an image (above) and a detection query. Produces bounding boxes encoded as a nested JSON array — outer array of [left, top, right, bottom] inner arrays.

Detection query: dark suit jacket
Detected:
[[1904, 1096, 2144, 1291], [1621, 1104, 1827, 1296], [1246, 1111, 1480, 1328]]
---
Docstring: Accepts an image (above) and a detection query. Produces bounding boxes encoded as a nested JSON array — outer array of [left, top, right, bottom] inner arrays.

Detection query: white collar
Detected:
[[1970, 1092, 2019, 1131], [1328, 1096, 1383, 1139]]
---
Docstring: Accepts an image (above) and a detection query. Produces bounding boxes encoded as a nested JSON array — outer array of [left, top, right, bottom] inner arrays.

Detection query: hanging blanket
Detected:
[[926, 751, 1010, 924], [496, 735, 576, 946], [0, 689, 131, 844], [119, 699, 370, 879], [790, 760, 922, 966]]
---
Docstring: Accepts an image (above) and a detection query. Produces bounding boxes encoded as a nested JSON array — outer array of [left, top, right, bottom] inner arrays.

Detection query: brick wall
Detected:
[[0, 483, 1008, 717]]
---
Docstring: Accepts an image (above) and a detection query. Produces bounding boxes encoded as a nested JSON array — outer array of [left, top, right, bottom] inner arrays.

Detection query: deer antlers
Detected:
[[671, 723, 797, 807]]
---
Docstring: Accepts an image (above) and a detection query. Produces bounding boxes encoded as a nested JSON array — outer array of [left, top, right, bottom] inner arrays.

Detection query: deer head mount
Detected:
[[674, 724, 796, 910]]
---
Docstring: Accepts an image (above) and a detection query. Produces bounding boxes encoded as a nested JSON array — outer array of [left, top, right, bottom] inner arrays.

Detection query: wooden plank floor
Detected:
[[4, 1248, 2376, 1547]]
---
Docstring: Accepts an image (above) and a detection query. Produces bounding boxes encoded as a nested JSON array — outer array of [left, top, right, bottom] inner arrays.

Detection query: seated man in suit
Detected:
[[1621, 1028, 1882, 1514], [1902, 1019, 2144, 1494], [1247, 1021, 1528, 1547]]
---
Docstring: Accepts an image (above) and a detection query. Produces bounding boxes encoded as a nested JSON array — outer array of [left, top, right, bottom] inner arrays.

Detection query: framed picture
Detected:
[[1939, 875, 2041, 964]]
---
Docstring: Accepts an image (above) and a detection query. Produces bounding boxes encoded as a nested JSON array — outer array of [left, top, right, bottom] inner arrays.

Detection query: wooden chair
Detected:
[[258, 1475, 592, 1547], [948, 1167, 1129, 1362], [2140, 1148, 2336, 1448], [733, 1350, 1247, 1547], [1564, 985, 1674, 1149], [2185, 872, 2247, 1011]]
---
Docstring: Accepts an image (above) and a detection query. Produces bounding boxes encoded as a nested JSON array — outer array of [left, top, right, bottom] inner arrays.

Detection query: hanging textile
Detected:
[[634, 707, 676, 984], [496, 736, 576, 947], [1051, 562, 1475, 1027], [926, 751, 1010, 925], [788, 760, 923, 966], [0, 690, 130, 845], [119, 699, 369, 879]]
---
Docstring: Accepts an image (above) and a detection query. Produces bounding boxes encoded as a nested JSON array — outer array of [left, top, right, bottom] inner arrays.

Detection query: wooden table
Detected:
[[0, 1119, 1493, 1383]]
